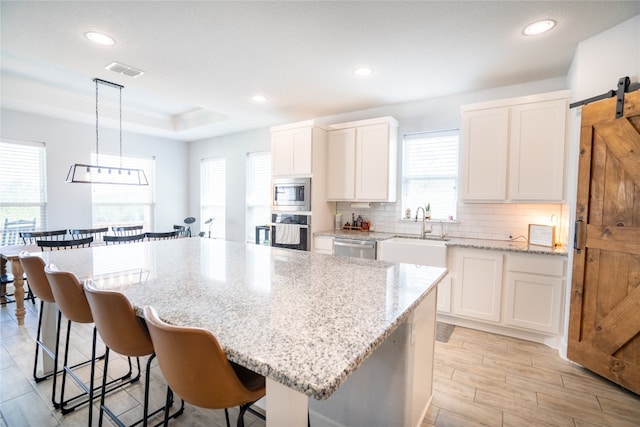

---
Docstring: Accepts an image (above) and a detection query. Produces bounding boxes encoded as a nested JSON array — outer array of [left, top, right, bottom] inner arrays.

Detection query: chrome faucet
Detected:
[[415, 207, 431, 238], [438, 221, 447, 239]]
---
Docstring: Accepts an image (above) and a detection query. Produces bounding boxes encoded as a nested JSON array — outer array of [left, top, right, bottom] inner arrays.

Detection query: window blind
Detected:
[[245, 152, 271, 242], [0, 140, 47, 243], [91, 153, 155, 230], [402, 130, 459, 220], [201, 157, 226, 239]]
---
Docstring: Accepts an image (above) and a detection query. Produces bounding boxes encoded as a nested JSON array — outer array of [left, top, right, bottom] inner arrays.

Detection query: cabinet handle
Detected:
[[574, 216, 585, 253]]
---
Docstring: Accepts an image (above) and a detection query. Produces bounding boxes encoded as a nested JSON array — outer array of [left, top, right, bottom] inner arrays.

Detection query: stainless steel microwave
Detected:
[[272, 177, 311, 212]]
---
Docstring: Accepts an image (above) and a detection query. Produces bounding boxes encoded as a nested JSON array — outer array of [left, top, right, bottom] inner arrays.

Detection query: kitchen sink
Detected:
[[377, 237, 447, 267]]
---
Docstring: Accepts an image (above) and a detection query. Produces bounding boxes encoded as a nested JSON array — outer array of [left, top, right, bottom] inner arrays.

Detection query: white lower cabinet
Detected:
[[447, 247, 566, 338], [313, 236, 334, 255], [452, 249, 503, 322], [504, 254, 565, 334]]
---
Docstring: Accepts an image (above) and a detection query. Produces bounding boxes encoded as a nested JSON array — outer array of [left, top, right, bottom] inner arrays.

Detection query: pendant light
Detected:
[[66, 78, 148, 185]]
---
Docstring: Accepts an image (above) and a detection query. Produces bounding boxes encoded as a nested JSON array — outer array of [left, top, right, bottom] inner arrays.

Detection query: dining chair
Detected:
[[143, 306, 266, 427], [44, 266, 139, 423], [145, 231, 179, 241], [112, 225, 144, 236], [172, 225, 187, 237], [84, 281, 184, 427], [20, 229, 67, 244], [37, 237, 93, 251], [104, 233, 146, 244], [68, 227, 109, 240], [1, 217, 36, 246]]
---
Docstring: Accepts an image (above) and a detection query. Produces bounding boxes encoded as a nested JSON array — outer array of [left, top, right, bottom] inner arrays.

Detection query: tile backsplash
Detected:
[[335, 201, 570, 246]]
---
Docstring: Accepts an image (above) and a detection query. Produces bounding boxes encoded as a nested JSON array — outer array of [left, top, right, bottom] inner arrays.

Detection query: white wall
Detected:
[[188, 76, 567, 243], [188, 127, 271, 241], [0, 109, 189, 231]]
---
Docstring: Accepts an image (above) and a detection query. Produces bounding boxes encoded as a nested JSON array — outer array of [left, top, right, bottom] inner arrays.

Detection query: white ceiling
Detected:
[[2, 1, 639, 141]]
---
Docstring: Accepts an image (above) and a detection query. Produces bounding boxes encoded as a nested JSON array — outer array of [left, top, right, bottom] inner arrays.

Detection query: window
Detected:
[[0, 139, 47, 245], [402, 130, 459, 220], [245, 152, 271, 243], [91, 154, 155, 230], [201, 157, 226, 239]]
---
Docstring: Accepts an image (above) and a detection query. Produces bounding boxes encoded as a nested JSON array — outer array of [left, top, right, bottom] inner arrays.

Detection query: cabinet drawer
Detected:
[[507, 254, 564, 276]]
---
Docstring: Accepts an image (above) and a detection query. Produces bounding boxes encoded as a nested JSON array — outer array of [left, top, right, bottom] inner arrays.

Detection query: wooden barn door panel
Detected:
[[568, 89, 640, 395]]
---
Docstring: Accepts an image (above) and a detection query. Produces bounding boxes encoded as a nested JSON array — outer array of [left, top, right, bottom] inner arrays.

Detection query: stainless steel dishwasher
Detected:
[[333, 238, 377, 259]]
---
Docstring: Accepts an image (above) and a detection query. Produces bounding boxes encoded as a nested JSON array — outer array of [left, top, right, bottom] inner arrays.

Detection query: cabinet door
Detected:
[[272, 130, 293, 176], [291, 127, 313, 175], [453, 250, 503, 322], [313, 236, 334, 254], [504, 272, 563, 334], [509, 99, 567, 201], [436, 276, 451, 313], [271, 127, 312, 176], [327, 128, 356, 200], [356, 123, 392, 201], [460, 108, 509, 201]]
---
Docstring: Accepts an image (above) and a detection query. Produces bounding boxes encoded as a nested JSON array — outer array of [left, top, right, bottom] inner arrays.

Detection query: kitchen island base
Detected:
[[307, 288, 436, 427]]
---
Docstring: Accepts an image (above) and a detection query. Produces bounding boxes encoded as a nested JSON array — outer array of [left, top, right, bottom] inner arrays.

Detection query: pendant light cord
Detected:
[[95, 79, 100, 167], [119, 86, 123, 169]]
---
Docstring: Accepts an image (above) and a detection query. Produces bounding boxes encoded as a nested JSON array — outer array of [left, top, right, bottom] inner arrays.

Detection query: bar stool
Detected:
[[44, 265, 139, 424], [84, 280, 184, 426], [143, 306, 266, 427]]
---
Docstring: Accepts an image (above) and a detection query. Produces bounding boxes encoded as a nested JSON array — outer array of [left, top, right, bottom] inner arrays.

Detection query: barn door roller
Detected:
[[570, 76, 640, 117]]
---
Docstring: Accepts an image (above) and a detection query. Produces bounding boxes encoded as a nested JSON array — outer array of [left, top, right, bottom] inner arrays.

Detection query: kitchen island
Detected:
[[37, 238, 446, 427]]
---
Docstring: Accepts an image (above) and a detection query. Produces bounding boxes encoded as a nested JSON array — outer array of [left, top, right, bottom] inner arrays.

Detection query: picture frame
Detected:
[[528, 224, 556, 247]]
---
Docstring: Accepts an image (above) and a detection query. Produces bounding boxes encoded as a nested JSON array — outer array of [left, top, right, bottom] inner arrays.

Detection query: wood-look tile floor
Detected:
[[1, 301, 639, 427]]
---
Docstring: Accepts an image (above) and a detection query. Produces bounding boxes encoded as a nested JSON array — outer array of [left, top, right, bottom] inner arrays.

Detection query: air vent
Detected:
[[105, 62, 144, 78]]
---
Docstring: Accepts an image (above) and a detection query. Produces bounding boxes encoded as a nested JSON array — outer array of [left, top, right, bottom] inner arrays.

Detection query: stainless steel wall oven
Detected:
[[271, 213, 310, 251]]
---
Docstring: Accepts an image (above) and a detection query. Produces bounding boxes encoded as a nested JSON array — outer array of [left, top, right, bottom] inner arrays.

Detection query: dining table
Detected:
[[7, 238, 446, 427], [1, 243, 37, 324]]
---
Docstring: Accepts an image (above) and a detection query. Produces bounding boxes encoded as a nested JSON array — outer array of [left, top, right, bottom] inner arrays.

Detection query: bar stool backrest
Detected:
[[18, 253, 55, 303], [84, 281, 154, 357], [44, 266, 93, 324], [142, 305, 265, 410]]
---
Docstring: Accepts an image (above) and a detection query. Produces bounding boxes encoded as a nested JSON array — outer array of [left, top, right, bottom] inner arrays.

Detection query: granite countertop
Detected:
[[315, 229, 568, 256], [37, 238, 447, 400]]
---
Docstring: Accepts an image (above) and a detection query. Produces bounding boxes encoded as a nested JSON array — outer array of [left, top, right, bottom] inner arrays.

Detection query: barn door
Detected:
[[568, 86, 640, 395]]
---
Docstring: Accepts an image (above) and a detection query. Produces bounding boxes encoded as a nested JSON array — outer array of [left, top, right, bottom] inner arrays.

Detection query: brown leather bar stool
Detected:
[[84, 280, 184, 427], [19, 253, 105, 410], [143, 306, 266, 427], [44, 266, 139, 425]]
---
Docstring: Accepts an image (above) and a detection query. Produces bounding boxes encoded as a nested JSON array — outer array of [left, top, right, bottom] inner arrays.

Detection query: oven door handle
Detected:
[[272, 224, 308, 229]]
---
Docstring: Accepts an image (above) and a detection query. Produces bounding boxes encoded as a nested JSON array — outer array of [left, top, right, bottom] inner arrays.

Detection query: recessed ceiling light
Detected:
[[251, 95, 267, 103], [523, 19, 556, 36], [85, 31, 115, 46], [353, 67, 375, 77]]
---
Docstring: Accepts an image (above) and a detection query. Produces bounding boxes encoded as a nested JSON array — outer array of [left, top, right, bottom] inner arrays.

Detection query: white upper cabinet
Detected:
[[460, 108, 509, 201], [326, 117, 398, 202], [460, 90, 569, 203], [509, 99, 567, 201], [326, 128, 356, 200], [271, 123, 315, 177]]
